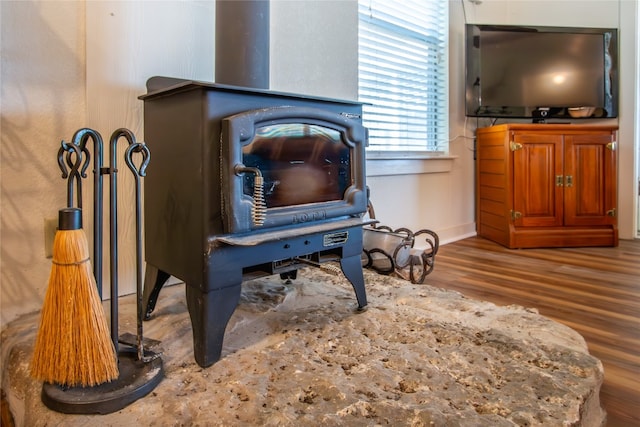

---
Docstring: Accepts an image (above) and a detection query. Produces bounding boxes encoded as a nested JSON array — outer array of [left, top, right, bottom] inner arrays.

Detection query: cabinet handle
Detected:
[[565, 175, 573, 187], [606, 208, 616, 217], [556, 175, 564, 187], [510, 141, 523, 151]]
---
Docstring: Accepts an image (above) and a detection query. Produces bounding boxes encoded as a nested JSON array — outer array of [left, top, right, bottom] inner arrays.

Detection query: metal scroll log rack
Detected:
[[361, 203, 439, 284], [42, 128, 163, 414]]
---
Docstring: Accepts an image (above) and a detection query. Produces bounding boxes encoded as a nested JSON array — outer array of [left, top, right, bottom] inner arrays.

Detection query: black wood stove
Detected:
[[139, 77, 370, 368]]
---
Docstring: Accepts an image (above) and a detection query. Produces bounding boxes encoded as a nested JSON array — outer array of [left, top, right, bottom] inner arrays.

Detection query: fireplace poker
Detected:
[[123, 138, 153, 362]]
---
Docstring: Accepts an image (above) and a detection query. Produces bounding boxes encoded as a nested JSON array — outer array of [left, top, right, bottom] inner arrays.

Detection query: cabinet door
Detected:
[[563, 133, 617, 226], [511, 132, 564, 227]]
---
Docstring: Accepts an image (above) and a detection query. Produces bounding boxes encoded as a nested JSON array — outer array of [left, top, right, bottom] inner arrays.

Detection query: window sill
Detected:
[[365, 154, 456, 177]]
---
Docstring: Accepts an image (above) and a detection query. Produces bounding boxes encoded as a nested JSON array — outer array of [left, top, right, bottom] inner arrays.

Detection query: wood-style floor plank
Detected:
[[425, 236, 640, 427]]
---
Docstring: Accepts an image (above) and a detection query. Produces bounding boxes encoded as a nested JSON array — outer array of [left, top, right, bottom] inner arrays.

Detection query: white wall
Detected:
[[270, 0, 638, 245], [1, 0, 638, 329], [84, 1, 216, 299], [364, 1, 478, 244], [1, 1, 88, 328], [269, 1, 479, 244], [460, 0, 638, 242], [0, 1, 216, 327], [619, 0, 640, 238], [270, 0, 358, 100]]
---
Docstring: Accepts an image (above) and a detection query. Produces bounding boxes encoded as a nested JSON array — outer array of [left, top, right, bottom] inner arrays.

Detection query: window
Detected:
[[358, 0, 449, 154]]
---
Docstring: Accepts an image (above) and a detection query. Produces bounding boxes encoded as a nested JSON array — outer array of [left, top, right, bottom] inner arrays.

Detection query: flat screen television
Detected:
[[465, 24, 618, 120]]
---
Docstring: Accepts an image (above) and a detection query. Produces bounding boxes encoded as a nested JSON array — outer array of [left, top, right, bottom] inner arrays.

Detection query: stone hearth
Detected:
[[1, 267, 605, 426]]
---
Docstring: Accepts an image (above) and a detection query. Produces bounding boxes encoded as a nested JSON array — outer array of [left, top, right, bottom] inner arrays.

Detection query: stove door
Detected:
[[221, 106, 367, 234]]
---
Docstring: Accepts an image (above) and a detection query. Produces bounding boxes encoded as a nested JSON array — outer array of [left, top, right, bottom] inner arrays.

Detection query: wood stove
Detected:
[[139, 77, 370, 368]]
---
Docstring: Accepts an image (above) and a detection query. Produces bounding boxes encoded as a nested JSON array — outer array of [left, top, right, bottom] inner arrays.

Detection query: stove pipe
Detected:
[[215, 0, 269, 89]]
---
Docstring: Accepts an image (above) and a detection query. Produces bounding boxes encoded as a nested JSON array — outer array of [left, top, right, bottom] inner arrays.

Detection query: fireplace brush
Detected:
[[31, 128, 162, 414], [30, 142, 118, 387]]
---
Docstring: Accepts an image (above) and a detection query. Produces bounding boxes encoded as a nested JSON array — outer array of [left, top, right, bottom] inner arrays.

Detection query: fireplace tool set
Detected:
[[362, 203, 439, 284], [32, 128, 162, 414]]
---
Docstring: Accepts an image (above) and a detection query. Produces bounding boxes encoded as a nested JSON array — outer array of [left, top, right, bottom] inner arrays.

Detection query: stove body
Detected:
[[140, 78, 369, 367]]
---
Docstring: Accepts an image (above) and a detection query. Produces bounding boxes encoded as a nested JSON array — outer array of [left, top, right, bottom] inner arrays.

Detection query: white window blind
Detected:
[[358, 0, 449, 153]]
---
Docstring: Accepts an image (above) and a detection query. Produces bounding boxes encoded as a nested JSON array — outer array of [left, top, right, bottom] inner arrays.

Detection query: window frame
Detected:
[[358, 0, 449, 156]]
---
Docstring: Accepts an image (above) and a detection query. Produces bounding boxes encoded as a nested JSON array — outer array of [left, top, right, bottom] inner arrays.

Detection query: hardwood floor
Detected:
[[425, 237, 640, 427]]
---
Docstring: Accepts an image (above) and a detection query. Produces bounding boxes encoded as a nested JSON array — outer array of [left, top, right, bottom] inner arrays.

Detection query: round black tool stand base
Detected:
[[41, 347, 163, 414]]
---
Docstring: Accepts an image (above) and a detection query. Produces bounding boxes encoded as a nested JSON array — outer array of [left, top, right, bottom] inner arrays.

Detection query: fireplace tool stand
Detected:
[[42, 128, 162, 414]]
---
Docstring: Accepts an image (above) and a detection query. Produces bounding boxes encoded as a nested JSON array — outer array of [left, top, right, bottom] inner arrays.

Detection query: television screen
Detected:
[[465, 24, 618, 120]]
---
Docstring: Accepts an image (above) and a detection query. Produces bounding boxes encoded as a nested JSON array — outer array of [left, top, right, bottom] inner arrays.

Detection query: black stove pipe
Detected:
[[215, 0, 269, 89]]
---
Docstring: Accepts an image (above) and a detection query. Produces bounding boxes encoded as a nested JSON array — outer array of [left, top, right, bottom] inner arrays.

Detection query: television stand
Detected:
[[476, 123, 618, 249]]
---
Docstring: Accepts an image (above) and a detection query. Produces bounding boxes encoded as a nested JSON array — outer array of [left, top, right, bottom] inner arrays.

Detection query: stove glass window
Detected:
[[242, 123, 352, 208]]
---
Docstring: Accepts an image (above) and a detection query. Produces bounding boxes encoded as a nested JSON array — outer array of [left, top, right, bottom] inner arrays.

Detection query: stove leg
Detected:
[[340, 254, 368, 310], [185, 282, 242, 368], [142, 264, 171, 320]]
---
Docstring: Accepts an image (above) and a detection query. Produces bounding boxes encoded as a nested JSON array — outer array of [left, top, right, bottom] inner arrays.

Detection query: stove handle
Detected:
[[234, 165, 267, 227]]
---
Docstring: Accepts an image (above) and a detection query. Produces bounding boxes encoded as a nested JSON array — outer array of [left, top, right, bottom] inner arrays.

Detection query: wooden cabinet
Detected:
[[476, 124, 618, 248]]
